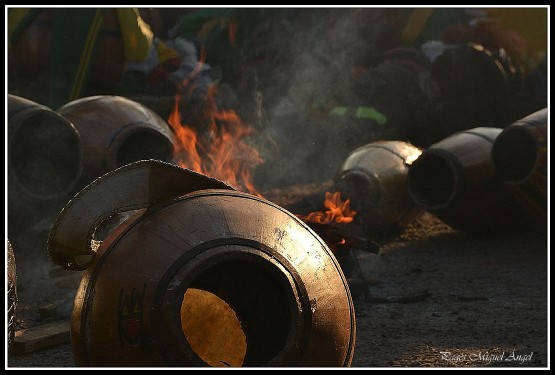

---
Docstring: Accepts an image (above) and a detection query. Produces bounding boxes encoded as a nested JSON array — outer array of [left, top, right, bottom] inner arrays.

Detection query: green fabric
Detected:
[[355, 107, 387, 125], [329, 106, 388, 125], [49, 8, 103, 109]]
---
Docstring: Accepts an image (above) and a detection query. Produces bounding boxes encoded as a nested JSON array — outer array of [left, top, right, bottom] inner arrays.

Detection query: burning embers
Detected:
[[297, 191, 358, 253], [298, 191, 356, 225]]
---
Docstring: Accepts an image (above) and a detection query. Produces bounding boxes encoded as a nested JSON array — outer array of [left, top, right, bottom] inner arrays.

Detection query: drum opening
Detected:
[[408, 152, 456, 208], [180, 258, 294, 367], [116, 129, 173, 167], [9, 111, 81, 198]]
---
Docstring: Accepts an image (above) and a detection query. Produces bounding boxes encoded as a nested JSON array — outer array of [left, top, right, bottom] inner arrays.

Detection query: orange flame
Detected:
[[168, 83, 264, 196], [298, 191, 356, 224]]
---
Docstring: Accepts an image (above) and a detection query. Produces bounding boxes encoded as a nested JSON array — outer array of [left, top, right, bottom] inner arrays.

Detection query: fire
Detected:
[[298, 191, 356, 225], [168, 82, 264, 196]]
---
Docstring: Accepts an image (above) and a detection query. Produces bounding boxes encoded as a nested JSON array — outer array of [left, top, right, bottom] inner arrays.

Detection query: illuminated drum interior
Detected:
[[180, 258, 294, 367]]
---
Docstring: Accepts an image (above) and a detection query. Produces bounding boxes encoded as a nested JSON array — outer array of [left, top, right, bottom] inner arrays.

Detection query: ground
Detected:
[[6, 212, 548, 368]]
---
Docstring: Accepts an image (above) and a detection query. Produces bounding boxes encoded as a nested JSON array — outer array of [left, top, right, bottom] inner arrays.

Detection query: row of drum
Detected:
[[7, 94, 176, 239], [334, 107, 547, 236], [8, 93, 547, 240]]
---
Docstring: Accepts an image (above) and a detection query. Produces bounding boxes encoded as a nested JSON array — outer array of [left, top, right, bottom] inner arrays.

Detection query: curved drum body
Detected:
[[335, 140, 423, 231], [408, 127, 525, 233], [8, 94, 82, 237], [57, 95, 175, 188], [491, 108, 548, 229], [48, 161, 355, 367]]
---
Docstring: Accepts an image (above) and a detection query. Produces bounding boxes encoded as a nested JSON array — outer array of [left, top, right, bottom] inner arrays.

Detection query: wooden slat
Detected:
[[12, 320, 71, 355]]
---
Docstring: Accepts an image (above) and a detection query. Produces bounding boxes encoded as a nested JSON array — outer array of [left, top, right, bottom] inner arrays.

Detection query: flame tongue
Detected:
[[168, 84, 264, 196], [299, 191, 356, 224], [297, 191, 357, 253]]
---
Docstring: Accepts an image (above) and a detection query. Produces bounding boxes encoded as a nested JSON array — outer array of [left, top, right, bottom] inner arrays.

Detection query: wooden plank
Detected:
[[12, 320, 71, 355]]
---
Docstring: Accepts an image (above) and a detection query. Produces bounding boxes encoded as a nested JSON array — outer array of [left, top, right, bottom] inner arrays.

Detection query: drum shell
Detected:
[[8, 94, 82, 237], [408, 127, 526, 232], [57, 95, 174, 188], [335, 140, 423, 230], [491, 108, 547, 229], [71, 190, 356, 367]]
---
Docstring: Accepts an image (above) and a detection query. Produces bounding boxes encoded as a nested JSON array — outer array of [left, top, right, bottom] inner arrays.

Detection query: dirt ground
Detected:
[[6, 212, 548, 369]]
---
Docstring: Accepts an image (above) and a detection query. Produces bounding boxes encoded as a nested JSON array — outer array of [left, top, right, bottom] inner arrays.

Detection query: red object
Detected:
[[147, 57, 182, 87], [123, 319, 141, 339]]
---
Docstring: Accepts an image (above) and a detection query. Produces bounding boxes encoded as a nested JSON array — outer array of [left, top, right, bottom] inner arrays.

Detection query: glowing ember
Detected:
[[298, 191, 356, 225], [168, 83, 264, 196]]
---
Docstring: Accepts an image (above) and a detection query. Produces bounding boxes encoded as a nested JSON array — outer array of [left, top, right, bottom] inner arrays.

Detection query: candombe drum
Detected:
[[8, 94, 82, 238], [8, 240, 18, 355], [335, 140, 423, 231], [47, 160, 356, 367], [57, 95, 175, 189], [491, 108, 548, 229], [407, 127, 526, 233]]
